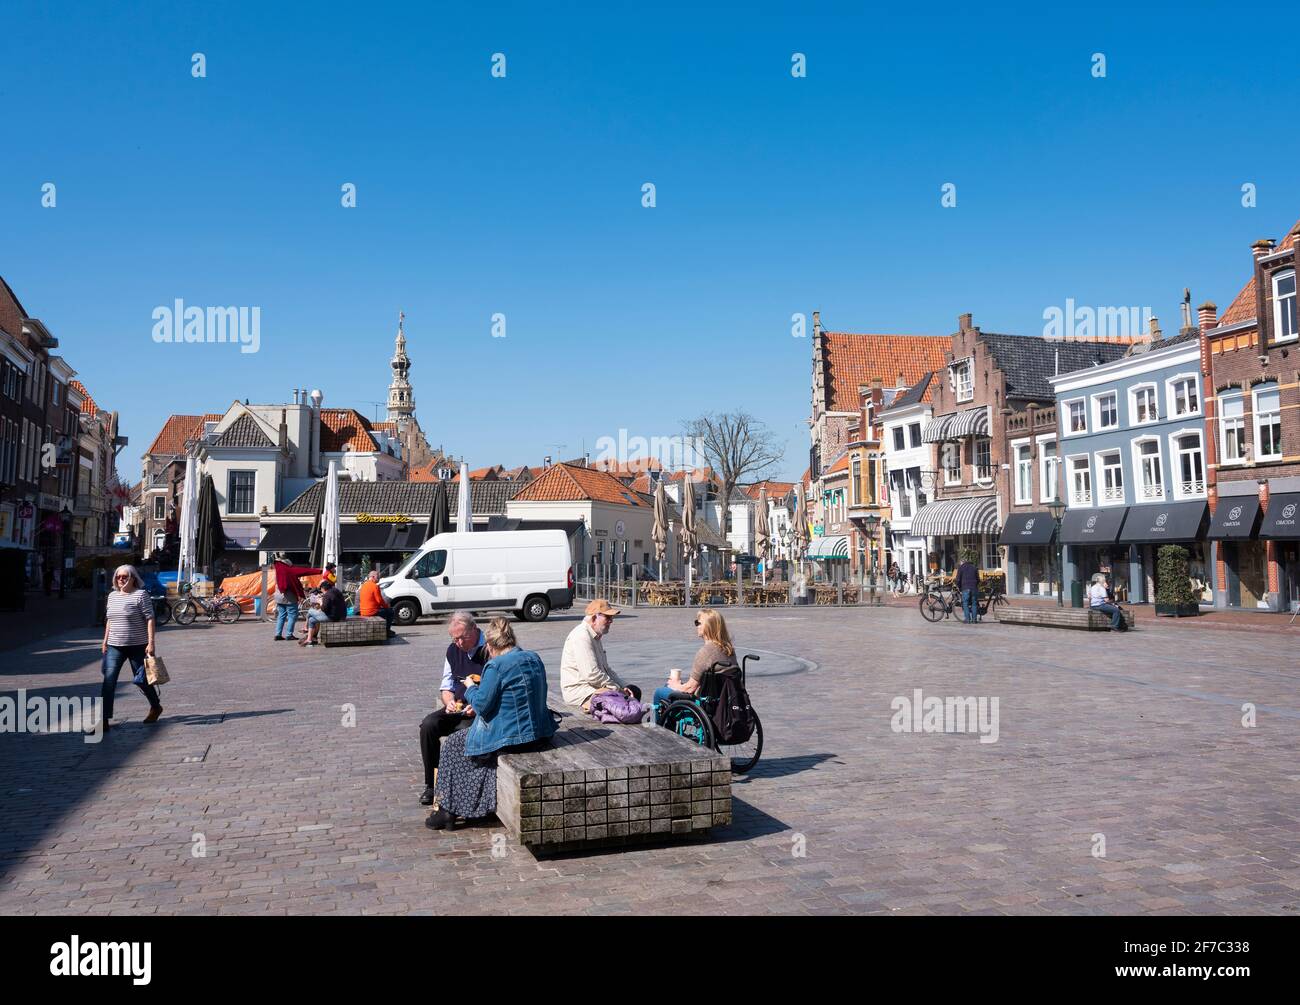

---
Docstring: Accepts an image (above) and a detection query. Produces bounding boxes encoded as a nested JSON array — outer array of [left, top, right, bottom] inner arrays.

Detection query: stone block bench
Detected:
[[995, 606, 1136, 631], [318, 616, 389, 647], [496, 707, 730, 855]]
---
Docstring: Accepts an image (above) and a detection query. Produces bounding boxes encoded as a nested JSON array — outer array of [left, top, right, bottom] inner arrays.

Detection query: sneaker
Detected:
[[419, 786, 436, 806], [143, 707, 163, 724]]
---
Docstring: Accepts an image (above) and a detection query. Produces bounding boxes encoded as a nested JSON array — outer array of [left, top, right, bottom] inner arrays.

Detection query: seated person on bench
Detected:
[[301, 579, 347, 646], [1088, 573, 1126, 631], [654, 608, 737, 724], [560, 599, 636, 711]]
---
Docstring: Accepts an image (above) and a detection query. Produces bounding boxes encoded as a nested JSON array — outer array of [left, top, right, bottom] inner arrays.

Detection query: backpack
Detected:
[[711, 673, 755, 744]]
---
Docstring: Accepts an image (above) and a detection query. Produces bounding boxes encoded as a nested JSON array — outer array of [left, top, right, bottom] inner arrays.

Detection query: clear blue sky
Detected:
[[3, 1, 1297, 483]]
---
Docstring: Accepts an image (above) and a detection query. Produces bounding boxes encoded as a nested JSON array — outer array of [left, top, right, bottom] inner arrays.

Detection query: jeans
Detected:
[[367, 607, 396, 629], [102, 644, 162, 720], [275, 600, 298, 638], [652, 686, 692, 725], [419, 707, 471, 785], [307, 609, 330, 626], [1094, 602, 1124, 630], [961, 588, 979, 623]]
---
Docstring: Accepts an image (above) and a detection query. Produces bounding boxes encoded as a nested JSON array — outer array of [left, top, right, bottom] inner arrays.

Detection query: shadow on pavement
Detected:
[[733, 752, 839, 783]]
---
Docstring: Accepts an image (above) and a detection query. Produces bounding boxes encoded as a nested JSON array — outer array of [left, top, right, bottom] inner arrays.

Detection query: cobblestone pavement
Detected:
[[1, 607, 1297, 915]]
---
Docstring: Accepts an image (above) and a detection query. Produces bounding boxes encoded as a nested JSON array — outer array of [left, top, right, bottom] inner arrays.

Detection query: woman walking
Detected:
[[426, 617, 555, 831], [101, 564, 164, 726]]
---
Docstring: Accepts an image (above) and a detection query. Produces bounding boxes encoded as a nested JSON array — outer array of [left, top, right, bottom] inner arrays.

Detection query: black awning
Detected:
[[258, 524, 311, 551], [1260, 492, 1300, 539], [1208, 496, 1261, 540], [341, 523, 416, 551], [1060, 507, 1127, 545], [1119, 501, 1208, 544], [1000, 511, 1055, 546]]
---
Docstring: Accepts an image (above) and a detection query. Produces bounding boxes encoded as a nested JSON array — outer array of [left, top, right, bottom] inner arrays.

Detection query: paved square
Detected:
[[1, 608, 1297, 915]]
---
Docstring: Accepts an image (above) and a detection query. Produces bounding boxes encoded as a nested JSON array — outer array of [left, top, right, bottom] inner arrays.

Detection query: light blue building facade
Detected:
[[1046, 332, 1214, 605]]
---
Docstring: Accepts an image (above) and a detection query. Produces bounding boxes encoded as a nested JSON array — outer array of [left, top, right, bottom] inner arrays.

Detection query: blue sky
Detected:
[[3, 1, 1297, 483]]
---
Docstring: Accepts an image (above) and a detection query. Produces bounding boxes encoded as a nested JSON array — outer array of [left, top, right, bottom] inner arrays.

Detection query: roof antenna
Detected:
[[1054, 347, 1059, 376]]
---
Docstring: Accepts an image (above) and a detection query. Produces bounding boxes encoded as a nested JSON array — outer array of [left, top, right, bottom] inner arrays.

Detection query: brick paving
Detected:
[[1, 606, 1297, 915]]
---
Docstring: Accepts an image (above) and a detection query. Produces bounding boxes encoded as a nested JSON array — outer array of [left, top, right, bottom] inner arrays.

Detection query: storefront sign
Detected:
[[999, 511, 1054, 545], [355, 513, 410, 524], [1119, 501, 1208, 544], [1208, 496, 1260, 540], [1060, 507, 1127, 545], [1260, 493, 1300, 539]]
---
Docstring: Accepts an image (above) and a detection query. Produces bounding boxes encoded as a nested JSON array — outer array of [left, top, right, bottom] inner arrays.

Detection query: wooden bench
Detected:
[[996, 606, 1136, 631], [318, 616, 389, 647], [496, 708, 731, 855]]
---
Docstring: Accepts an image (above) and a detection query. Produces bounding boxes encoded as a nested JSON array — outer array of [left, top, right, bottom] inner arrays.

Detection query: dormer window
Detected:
[[1273, 270, 1297, 343]]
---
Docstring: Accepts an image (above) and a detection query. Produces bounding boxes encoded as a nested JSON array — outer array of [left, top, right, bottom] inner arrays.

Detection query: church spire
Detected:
[[387, 310, 415, 425]]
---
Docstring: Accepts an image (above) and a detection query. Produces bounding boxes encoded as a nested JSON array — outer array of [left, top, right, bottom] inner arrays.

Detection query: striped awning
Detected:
[[922, 406, 989, 443], [910, 497, 1000, 537], [806, 535, 850, 559]]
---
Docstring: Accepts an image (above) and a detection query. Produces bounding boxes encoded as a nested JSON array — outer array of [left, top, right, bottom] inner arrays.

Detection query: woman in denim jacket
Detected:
[[427, 617, 556, 831]]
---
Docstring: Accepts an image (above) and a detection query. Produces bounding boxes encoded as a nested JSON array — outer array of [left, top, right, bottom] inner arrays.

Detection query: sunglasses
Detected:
[[694, 619, 701, 627]]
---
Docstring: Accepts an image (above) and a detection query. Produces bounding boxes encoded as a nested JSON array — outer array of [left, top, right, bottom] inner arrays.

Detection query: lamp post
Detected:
[[1047, 500, 1066, 608], [863, 513, 880, 604], [59, 503, 73, 600]]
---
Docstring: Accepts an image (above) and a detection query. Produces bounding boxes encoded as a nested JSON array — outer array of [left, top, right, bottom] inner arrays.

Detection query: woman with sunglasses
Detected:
[[652, 608, 737, 724], [100, 564, 164, 727]]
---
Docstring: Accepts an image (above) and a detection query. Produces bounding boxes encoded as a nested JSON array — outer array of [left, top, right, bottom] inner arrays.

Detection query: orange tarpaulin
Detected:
[[219, 570, 326, 614]]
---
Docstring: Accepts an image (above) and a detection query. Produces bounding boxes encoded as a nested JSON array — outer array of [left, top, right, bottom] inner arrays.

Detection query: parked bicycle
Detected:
[[151, 594, 173, 626], [918, 578, 1007, 622], [173, 588, 242, 626]]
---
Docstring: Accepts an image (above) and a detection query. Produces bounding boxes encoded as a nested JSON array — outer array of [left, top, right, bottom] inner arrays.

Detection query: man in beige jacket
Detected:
[[560, 599, 635, 710]]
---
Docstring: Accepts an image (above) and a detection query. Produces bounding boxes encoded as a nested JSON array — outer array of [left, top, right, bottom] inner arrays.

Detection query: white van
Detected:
[[378, 530, 574, 626]]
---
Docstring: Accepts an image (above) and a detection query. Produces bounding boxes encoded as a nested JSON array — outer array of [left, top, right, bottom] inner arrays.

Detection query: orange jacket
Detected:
[[359, 580, 389, 617]]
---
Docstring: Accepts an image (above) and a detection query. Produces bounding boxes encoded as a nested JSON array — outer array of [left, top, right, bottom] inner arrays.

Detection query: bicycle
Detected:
[[919, 579, 1007, 622], [173, 588, 242, 626], [151, 594, 173, 626]]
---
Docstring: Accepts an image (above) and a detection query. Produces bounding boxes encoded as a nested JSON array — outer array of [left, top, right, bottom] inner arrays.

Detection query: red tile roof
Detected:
[[589, 457, 664, 475], [512, 463, 648, 506], [320, 409, 379, 452], [823, 332, 952, 411], [1218, 222, 1300, 327], [145, 413, 222, 456], [744, 480, 795, 500], [825, 454, 850, 475], [69, 379, 97, 416]]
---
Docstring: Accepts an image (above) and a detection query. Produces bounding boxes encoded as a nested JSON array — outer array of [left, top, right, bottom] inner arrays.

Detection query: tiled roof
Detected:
[[980, 333, 1132, 402], [589, 457, 664, 474], [371, 421, 397, 433], [145, 413, 222, 456], [512, 463, 649, 507], [879, 372, 935, 414], [743, 480, 796, 500], [823, 332, 952, 411], [319, 409, 380, 453], [825, 454, 850, 475], [69, 379, 97, 416], [1218, 222, 1300, 327], [215, 413, 275, 448], [281, 479, 520, 517]]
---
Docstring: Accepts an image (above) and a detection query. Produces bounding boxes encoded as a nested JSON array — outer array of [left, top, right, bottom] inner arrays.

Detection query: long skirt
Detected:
[[435, 730, 499, 819]]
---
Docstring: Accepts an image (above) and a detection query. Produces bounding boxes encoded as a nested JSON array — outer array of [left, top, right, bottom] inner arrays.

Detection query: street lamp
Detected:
[[59, 503, 73, 600], [863, 513, 880, 602], [1047, 500, 1066, 608]]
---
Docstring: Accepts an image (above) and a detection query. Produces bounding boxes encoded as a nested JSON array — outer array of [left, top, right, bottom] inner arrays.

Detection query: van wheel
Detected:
[[392, 599, 421, 626], [522, 596, 550, 622]]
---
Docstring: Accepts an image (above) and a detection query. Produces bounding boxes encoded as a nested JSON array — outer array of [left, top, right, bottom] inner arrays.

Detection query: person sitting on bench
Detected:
[[358, 570, 396, 636], [653, 608, 737, 725], [560, 599, 635, 711], [417, 611, 487, 806], [1089, 573, 1125, 631], [301, 579, 347, 646]]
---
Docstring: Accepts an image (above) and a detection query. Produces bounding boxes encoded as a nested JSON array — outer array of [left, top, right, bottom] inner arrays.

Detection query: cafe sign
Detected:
[[355, 513, 410, 524]]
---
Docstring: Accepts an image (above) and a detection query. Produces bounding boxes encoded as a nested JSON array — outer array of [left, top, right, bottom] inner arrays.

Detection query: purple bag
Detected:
[[588, 689, 646, 724]]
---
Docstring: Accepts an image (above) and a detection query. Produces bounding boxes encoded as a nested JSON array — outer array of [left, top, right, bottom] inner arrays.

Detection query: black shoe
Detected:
[[419, 786, 435, 806], [424, 808, 454, 830]]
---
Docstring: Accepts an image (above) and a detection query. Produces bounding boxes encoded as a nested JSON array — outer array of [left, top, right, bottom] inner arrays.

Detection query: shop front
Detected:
[[1208, 492, 1263, 610], [1060, 506, 1128, 602], [910, 496, 1001, 574], [1260, 492, 1300, 612], [1119, 501, 1211, 606], [806, 534, 851, 583], [1000, 511, 1057, 597]]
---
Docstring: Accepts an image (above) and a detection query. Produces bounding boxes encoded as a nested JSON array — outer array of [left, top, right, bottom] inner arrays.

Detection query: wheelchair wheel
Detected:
[[662, 700, 715, 748], [718, 711, 763, 774], [172, 599, 197, 626]]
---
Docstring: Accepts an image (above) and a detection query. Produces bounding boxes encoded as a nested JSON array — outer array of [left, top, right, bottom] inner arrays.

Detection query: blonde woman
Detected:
[[653, 608, 738, 723], [101, 564, 163, 726]]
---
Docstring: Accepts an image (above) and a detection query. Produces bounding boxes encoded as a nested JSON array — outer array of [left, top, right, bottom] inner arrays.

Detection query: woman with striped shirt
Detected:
[[101, 564, 163, 726]]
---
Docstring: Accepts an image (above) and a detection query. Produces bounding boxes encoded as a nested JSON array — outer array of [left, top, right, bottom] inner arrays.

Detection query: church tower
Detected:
[[387, 311, 415, 427]]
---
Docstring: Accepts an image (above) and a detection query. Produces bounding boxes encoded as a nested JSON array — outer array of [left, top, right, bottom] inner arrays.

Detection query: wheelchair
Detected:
[[656, 655, 764, 774]]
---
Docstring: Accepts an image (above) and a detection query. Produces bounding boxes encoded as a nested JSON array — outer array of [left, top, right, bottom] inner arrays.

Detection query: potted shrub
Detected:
[[1155, 544, 1200, 617]]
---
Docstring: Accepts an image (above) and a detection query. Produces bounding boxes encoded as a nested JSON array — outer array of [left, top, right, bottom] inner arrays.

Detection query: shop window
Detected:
[[1273, 270, 1297, 343], [1069, 456, 1092, 505], [1097, 451, 1124, 504], [1219, 392, 1246, 463], [1134, 438, 1164, 500], [1253, 382, 1282, 460], [982, 539, 999, 570]]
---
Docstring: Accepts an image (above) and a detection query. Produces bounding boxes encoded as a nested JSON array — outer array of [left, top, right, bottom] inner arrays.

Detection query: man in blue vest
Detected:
[[418, 610, 488, 805]]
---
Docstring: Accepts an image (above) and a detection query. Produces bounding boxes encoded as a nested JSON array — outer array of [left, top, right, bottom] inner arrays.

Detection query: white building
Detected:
[[879, 372, 936, 583]]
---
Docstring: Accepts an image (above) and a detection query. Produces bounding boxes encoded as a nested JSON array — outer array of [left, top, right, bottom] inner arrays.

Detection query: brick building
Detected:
[[1202, 221, 1300, 611]]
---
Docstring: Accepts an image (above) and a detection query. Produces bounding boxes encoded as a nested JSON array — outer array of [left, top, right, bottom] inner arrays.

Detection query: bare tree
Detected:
[[682, 411, 785, 542]]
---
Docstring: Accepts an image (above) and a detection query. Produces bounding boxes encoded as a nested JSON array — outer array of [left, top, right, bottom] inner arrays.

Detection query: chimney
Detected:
[[1197, 301, 1217, 331], [279, 408, 287, 451], [292, 389, 299, 404], [1252, 238, 1276, 259], [1180, 288, 1194, 334], [1148, 315, 1162, 340], [812, 311, 822, 337], [958, 312, 972, 333]]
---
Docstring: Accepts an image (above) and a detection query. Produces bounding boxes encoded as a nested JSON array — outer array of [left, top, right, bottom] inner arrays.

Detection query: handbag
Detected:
[[144, 654, 170, 687]]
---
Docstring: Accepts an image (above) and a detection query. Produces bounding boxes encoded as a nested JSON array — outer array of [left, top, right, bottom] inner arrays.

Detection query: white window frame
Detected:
[[1129, 382, 1159, 426], [1131, 436, 1165, 502], [1169, 428, 1206, 499], [227, 470, 257, 515], [973, 437, 993, 484], [943, 441, 962, 485], [1038, 436, 1059, 503], [1062, 397, 1087, 436], [890, 425, 905, 452], [1218, 390, 1246, 466], [1091, 391, 1119, 431], [1273, 269, 1298, 344], [951, 359, 973, 403], [1095, 449, 1125, 506], [1067, 454, 1092, 506], [1012, 439, 1033, 504], [1252, 382, 1282, 461], [1165, 373, 1200, 419], [908, 422, 922, 448]]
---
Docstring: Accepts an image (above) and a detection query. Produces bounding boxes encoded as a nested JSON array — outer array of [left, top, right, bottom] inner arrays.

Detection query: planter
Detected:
[[1155, 603, 1199, 618]]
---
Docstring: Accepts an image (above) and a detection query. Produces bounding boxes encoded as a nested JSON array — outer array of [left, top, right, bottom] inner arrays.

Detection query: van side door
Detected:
[[409, 548, 452, 612]]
